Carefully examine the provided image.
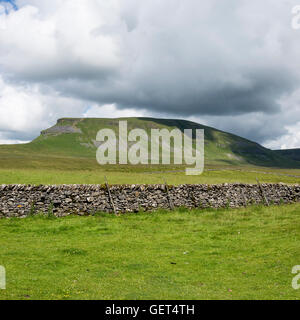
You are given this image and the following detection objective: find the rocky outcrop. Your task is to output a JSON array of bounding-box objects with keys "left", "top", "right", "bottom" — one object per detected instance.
[
  {"left": 0, "top": 183, "right": 299, "bottom": 218},
  {"left": 41, "top": 125, "right": 82, "bottom": 135}
]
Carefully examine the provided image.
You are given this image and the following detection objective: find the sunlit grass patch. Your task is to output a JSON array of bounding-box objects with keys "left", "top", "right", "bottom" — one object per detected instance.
[{"left": 0, "top": 203, "right": 300, "bottom": 300}]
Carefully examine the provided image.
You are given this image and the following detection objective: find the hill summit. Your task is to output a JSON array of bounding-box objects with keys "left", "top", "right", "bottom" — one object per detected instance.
[
  {"left": 0, "top": 117, "right": 298, "bottom": 169},
  {"left": 34, "top": 117, "right": 297, "bottom": 167}
]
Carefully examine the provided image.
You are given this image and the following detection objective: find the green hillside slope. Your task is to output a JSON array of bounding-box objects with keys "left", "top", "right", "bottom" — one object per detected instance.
[
  {"left": 275, "top": 148, "right": 300, "bottom": 162},
  {"left": 0, "top": 117, "right": 299, "bottom": 170}
]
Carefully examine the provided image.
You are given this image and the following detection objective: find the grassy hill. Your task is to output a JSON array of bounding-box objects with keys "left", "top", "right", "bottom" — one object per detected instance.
[
  {"left": 275, "top": 148, "right": 300, "bottom": 163},
  {"left": 0, "top": 117, "right": 299, "bottom": 171}
]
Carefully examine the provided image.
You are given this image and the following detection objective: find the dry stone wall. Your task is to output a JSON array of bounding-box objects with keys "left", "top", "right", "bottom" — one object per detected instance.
[{"left": 0, "top": 183, "right": 299, "bottom": 218}]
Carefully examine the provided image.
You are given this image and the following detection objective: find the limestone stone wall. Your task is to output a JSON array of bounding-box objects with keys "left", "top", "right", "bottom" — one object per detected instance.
[{"left": 0, "top": 183, "right": 299, "bottom": 218}]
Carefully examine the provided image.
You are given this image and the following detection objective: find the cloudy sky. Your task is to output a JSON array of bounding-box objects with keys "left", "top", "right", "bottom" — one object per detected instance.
[{"left": 0, "top": 0, "right": 300, "bottom": 149}]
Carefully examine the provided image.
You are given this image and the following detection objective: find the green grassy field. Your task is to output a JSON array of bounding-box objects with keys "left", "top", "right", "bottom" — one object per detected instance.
[
  {"left": 0, "top": 117, "right": 300, "bottom": 300},
  {"left": 1, "top": 204, "right": 300, "bottom": 300},
  {"left": 0, "top": 167, "right": 300, "bottom": 185}
]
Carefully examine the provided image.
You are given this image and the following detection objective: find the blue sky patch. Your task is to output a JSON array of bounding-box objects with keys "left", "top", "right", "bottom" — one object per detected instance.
[{"left": 0, "top": 0, "right": 18, "bottom": 13}]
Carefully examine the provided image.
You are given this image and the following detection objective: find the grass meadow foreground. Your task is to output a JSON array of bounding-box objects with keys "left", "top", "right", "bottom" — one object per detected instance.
[
  {"left": 1, "top": 203, "right": 300, "bottom": 300},
  {"left": 0, "top": 166, "right": 300, "bottom": 185}
]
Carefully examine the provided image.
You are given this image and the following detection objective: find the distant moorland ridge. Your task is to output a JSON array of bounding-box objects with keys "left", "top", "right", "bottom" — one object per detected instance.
[{"left": 0, "top": 117, "right": 299, "bottom": 169}]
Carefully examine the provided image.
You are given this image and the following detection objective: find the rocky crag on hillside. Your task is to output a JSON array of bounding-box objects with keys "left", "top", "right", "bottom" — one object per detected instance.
[{"left": 0, "top": 183, "right": 299, "bottom": 218}]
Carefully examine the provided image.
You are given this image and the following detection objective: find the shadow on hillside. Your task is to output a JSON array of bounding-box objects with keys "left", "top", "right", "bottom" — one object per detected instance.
[{"left": 137, "top": 117, "right": 217, "bottom": 142}]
